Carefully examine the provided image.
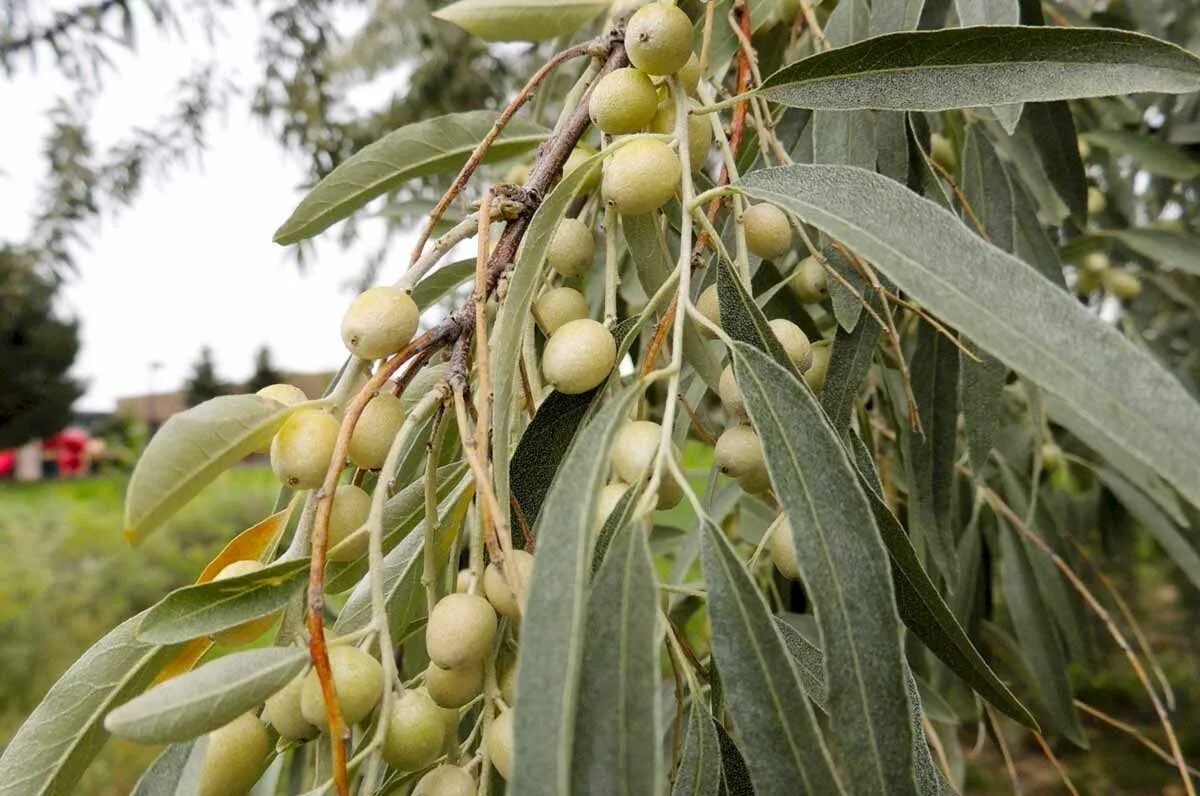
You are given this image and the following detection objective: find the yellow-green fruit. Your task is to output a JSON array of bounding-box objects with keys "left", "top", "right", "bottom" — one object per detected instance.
[
  {"left": 626, "top": 3, "right": 694, "bottom": 76},
  {"left": 602, "top": 138, "right": 681, "bottom": 215},
  {"left": 271, "top": 409, "right": 340, "bottom": 489},
  {"left": 1041, "top": 442, "right": 1064, "bottom": 473},
  {"left": 696, "top": 284, "right": 720, "bottom": 335},
  {"left": 487, "top": 709, "right": 516, "bottom": 781},
  {"left": 328, "top": 484, "right": 370, "bottom": 562},
  {"left": 533, "top": 286, "right": 588, "bottom": 337},
  {"left": 739, "top": 464, "right": 772, "bottom": 494},
  {"left": 714, "top": 425, "right": 766, "bottom": 481},
  {"left": 257, "top": 383, "right": 307, "bottom": 407},
  {"left": 768, "top": 519, "right": 800, "bottom": 580},
  {"left": 383, "top": 688, "right": 447, "bottom": 772},
  {"left": 211, "top": 561, "right": 276, "bottom": 646},
  {"left": 564, "top": 146, "right": 601, "bottom": 193},
  {"left": 542, "top": 318, "right": 616, "bottom": 395},
  {"left": 426, "top": 593, "right": 498, "bottom": 669},
  {"left": 198, "top": 713, "right": 270, "bottom": 796},
  {"left": 1077, "top": 137, "right": 1091, "bottom": 160},
  {"left": 589, "top": 67, "right": 659, "bottom": 134},
  {"left": 1087, "top": 186, "right": 1107, "bottom": 216},
  {"left": 804, "top": 343, "right": 830, "bottom": 393},
  {"left": 593, "top": 481, "right": 630, "bottom": 533},
  {"left": 497, "top": 649, "right": 518, "bottom": 705},
  {"left": 648, "top": 97, "right": 712, "bottom": 171},
  {"left": 611, "top": 420, "right": 681, "bottom": 509},
  {"left": 1082, "top": 251, "right": 1110, "bottom": 275},
  {"left": 789, "top": 257, "right": 828, "bottom": 303},
  {"left": 718, "top": 365, "right": 744, "bottom": 417},
  {"left": 547, "top": 218, "right": 595, "bottom": 277},
  {"left": 300, "top": 645, "right": 383, "bottom": 728},
  {"left": 425, "top": 660, "right": 484, "bottom": 709},
  {"left": 676, "top": 52, "right": 702, "bottom": 95},
  {"left": 483, "top": 549, "right": 536, "bottom": 620},
  {"left": 348, "top": 391, "right": 406, "bottom": 470},
  {"left": 769, "top": 318, "right": 812, "bottom": 372},
  {"left": 341, "top": 286, "right": 419, "bottom": 360},
  {"left": 413, "top": 765, "right": 478, "bottom": 796},
  {"left": 930, "top": 133, "right": 957, "bottom": 172},
  {"left": 1105, "top": 268, "right": 1142, "bottom": 301},
  {"left": 265, "top": 673, "right": 318, "bottom": 741},
  {"left": 743, "top": 203, "right": 793, "bottom": 260}
]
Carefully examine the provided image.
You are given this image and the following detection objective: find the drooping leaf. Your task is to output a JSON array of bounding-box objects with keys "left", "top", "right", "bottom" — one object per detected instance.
[
  {"left": 511, "top": 382, "right": 643, "bottom": 795},
  {"left": 130, "top": 742, "right": 202, "bottom": 796},
  {"left": 672, "top": 705, "right": 722, "bottom": 796},
  {"left": 0, "top": 612, "right": 176, "bottom": 796},
  {"left": 739, "top": 164, "right": 1200, "bottom": 511},
  {"left": 1095, "top": 467, "right": 1200, "bottom": 591},
  {"left": 571, "top": 522, "right": 662, "bottom": 793},
  {"left": 137, "top": 559, "right": 309, "bottom": 644},
  {"left": 821, "top": 294, "right": 880, "bottom": 431},
  {"left": 813, "top": 0, "right": 876, "bottom": 173},
  {"left": 1017, "top": 102, "right": 1086, "bottom": 222},
  {"left": 433, "top": 0, "right": 609, "bottom": 43},
  {"left": 714, "top": 721, "right": 756, "bottom": 796},
  {"left": 1090, "top": 228, "right": 1200, "bottom": 277},
  {"left": 1082, "top": 129, "right": 1200, "bottom": 180},
  {"left": 954, "top": 0, "right": 1022, "bottom": 131},
  {"left": 124, "top": 395, "right": 295, "bottom": 543},
  {"left": 715, "top": 259, "right": 800, "bottom": 379},
  {"left": 699, "top": 520, "right": 844, "bottom": 795},
  {"left": 511, "top": 388, "right": 600, "bottom": 532},
  {"left": 274, "top": 111, "right": 547, "bottom": 244},
  {"left": 759, "top": 26, "right": 1200, "bottom": 111},
  {"left": 773, "top": 617, "right": 829, "bottom": 710},
  {"left": 1010, "top": 164, "right": 1066, "bottom": 287},
  {"left": 105, "top": 647, "right": 308, "bottom": 744},
  {"left": 412, "top": 258, "right": 476, "bottom": 309}
]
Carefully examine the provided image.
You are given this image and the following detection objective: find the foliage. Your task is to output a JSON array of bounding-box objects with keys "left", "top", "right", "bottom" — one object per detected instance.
[
  {"left": 245, "top": 346, "right": 286, "bottom": 394},
  {"left": 182, "top": 346, "right": 229, "bottom": 408}
]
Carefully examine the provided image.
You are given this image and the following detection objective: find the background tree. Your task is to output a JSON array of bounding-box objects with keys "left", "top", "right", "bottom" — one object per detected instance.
[
  {"left": 244, "top": 345, "right": 285, "bottom": 394},
  {"left": 182, "top": 345, "right": 227, "bottom": 406}
]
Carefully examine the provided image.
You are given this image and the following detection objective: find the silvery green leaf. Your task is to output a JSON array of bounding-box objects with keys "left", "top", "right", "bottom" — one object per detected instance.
[
  {"left": 412, "top": 258, "right": 475, "bottom": 309},
  {"left": 715, "top": 259, "right": 801, "bottom": 379},
  {"left": 954, "top": 0, "right": 1022, "bottom": 132},
  {"left": 511, "top": 388, "right": 601, "bottom": 532},
  {"left": 821, "top": 293, "right": 881, "bottom": 431},
  {"left": 1096, "top": 468, "right": 1200, "bottom": 591},
  {"left": 433, "top": 0, "right": 609, "bottom": 43},
  {"left": 130, "top": 742, "right": 203, "bottom": 796},
  {"left": 1082, "top": 129, "right": 1200, "bottom": 180},
  {"left": 1017, "top": 102, "right": 1086, "bottom": 222},
  {"left": 773, "top": 617, "right": 829, "bottom": 710},
  {"left": 672, "top": 705, "right": 721, "bottom": 796},
  {"left": 1091, "top": 228, "right": 1200, "bottom": 276},
  {"left": 714, "top": 721, "right": 755, "bottom": 795},
  {"left": 869, "top": 0, "right": 925, "bottom": 36}
]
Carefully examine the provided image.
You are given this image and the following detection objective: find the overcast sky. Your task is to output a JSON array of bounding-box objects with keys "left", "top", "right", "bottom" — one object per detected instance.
[{"left": 1, "top": 4, "right": 411, "bottom": 411}]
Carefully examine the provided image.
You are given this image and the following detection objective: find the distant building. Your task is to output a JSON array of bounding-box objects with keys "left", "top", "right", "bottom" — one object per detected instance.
[{"left": 115, "top": 371, "right": 337, "bottom": 426}]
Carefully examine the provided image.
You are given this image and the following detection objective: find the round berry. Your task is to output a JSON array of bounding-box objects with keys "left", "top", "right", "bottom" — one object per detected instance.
[
  {"left": 426, "top": 593, "right": 498, "bottom": 669},
  {"left": 1105, "top": 268, "right": 1142, "bottom": 301},
  {"left": 547, "top": 218, "right": 595, "bottom": 277},
  {"left": 413, "top": 765, "right": 478, "bottom": 796},
  {"left": 211, "top": 561, "right": 277, "bottom": 646},
  {"left": 804, "top": 342, "right": 830, "bottom": 393},
  {"left": 718, "top": 365, "right": 744, "bottom": 418},
  {"left": 496, "top": 648, "right": 518, "bottom": 706},
  {"left": 602, "top": 138, "right": 681, "bottom": 215},
  {"left": 542, "top": 318, "right": 616, "bottom": 395},
  {"left": 768, "top": 519, "right": 800, "bottom": 580},
  {"left": 676, "top": 52, "right": 702, "bottom": 95},
  {"left": 483, "top": 549, "right": 535, "bottom": 620},
  {"left": 533, "top": 286, "right": 589, "bottom": 337},
  {"left": 930, "top": 133, "right": 957, "bottom": 172},
  {"left": 626, "top": 3, "right": 694, "bottom": 76},
  {"left": 611, "top": 420, "right": 681, "bottom": 509},
  {"left": 590, "top": 67, "right": 658, "bottom": 134},
  {"left": 328, "top": 483, "right": 370, "bottom": 562},
  {"left": 739, "top": 465, "right": 772, "bottom": 495},
  {"left": 382, "top": 688, "right": 447, "bottom": 771},
  {"left": 696, "top": 284, "right": 720, "bottom": 335},
  {"left": 789, "top": 257, "right": 828, "bottom": 303},
  {"left": 593, "top": 481, "right": 630, "bottom": 533},
  {"left": 271, "top": 409, "right": 340, "bottom": 490},
  {"left": 1087, "top": 185, "right": 1107, "bottom": 216},
  {"left": 769, "top": 318, "right": 812, "bottom": 372},
  {"left": 341, "top": 286, "right": 419, "bottom": 360},
  {"left": 349, "top": 391, "right": 406, "bottom": 470},
  {"left": 743, "top": 203, "right": 792, "bottom": 260},
  {"left": 257, "top": 383, "right": 307, "bottom": 407},
  {"left": 265, "top": 673, "right": 318, "bottom": 741},
  {"left": 564, "top": 146, "right": 601, "bottom": 193},
  {"left": 487, "top": 709, "right": 516, "bottom": 781},
  {"left": 714, "top": 425, "right": 766, "bottom": 481},
  {"left": 300, "top": 645, "right": 383, "bottom": 728},
  {"left": 198, "top": 712, "right": 270, "bottom": 796},
  {"left": 1041, "top": 442, "right": 1064, "bottom": 473},
  {"left": 425, "top": 660, "right": 484, "bottom": 709},
  {"left": 648, "top": 96, "right": 712, "bottom": 171}
]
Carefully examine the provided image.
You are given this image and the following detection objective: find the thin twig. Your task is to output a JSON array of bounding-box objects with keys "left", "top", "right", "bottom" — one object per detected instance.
[
  {"left": 1076, "top": 700, "right": 1200, "bottom": 777},
  {"left": 1032, "top": 732, "right": 1081, "bottom": 796}
]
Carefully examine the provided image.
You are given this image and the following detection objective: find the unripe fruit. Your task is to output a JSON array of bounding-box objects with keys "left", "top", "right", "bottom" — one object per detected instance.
[
  {"left": 1105, "top": 268, "right": 1142, "bottom": 301},
  {"left": 714, "top": 425, "right": 766, "bottom": 481},
  {"left": 648, "top": 96, "right": 712, "bottom": 171},
  {"left": 743, "top": 203, "right": 793, "bottom": 261},
  {"left": 930, "top": 133, "right": 957, "bottom": 172},
  {"left": 565, "top": 146, "right": 601, "bottom": 193},
  {"left": 257, "top": 383, "right": 307, "bottom": 406},
  {"left": 1041, "top": 442, "right": 1064, "bottom": 473},
  {"left": 611, "top": 420, "right": 682, "bottom": 509},
  {"left": 348, "top": 390, "right": 406, "bottom": 470},
  {"left": 542, "top": 318, "right": 616, "bottom": 394},
  {"left": 676, "top": 52, "right": 702, "bottom": 95},
  {"left": 739, "top": 465, "right": 772, "bottom": 494},
  {"left": 718, "top": 365, "right": 744, "bottom": 417},
  {"left": 1082, "top": 251, "right": 1110, "bottom": 275},
  {"left": 341, "top": 286, "right": 419, "bottom": 360},
  {"left": 483, "top": 549, "right": 535, "bottom": 620},
  {"left": 1077, "top": 137, "right": 1091, "bottom": 160},
  {"left": 789, "top": 256, "right": 828, "bottom": 303},
  {"left": 426, "top": 593, "right": 498, "bottom": 669},
  {"left": 589, "top": 67, "right": 659, "bottom": 134},
  {"left": 425, "top": 660, "right": 484, "bottom": 709},
  {"left": 804, "top": 343, "right": 830, "bottom": 393},
  {"left": 768, "top": 519, "right": 800, "bottom": 580},
  {"left": 198, "top": 713, "right": 270, "bottom": 796},
  {"left": 265, "top": 673, "right": 318, "bottom": 741},
  {"left": 413, "top": 765, "right": 478, "bottom": 796},
  {"left": 487, "top": 709, "right": 516, "bottom": 781},
  {"left": 626, "top": 3, "right": 694, "bottom": 76},
  {"left": 593, "top": 481, "right": 630, "bottom": 533},
  {"left": 496, "top": 648, "right": 518, "bottom": 705},
  {"left": 383, "top": 688, "right": 447, "bottom": 771},
  {"left": 1087, "top": 185, "right": 1107, "bottom": 216},
  {"left": 328, "top": 484, "right": 370, "bottom": 562},
  {"left": 533, "top": 286, "right": 588, "bottom": 336},
  {"left": 696, "top": 284, "right": 720, "bottom": 334},
  {"left": 602, "top": 138, "right": 681, "bottom": 215},
  {"left": 547, "top": 218, "right": 595, "bottom": 277},
  {"left": 769, "top": 318, "right": 813, "bottom": 372},
  {"left": 271, "top": 409, "right": 340, "bottom": 489},
  {"left": 300, "top": 645, "right": 383, "bottom": 728},
  {"left": 211, "top": 561, "right": 276, "bottom": 646}
]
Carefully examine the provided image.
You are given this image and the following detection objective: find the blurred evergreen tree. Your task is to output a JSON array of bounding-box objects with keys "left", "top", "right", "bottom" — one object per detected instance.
[
  {"left": 244, "top": 345, "right": 284, "bottom": 393},
  {"left": 182, "top": 345, "right": 227, "bottom": 406}
]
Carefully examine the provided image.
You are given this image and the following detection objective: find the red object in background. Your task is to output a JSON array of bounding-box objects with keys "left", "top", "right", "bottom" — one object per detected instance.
[
  {"left": 0, "top": 450, "right": 13, "bottom": 478},
  {"left": 44, "top": 427, "right": 89, "bottom": 477}
]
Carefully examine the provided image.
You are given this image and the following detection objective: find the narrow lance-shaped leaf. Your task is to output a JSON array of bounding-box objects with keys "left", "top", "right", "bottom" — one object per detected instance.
[
  {"left": 1091, "top": 228, "right": 1200, "bottom": 277},
  {"left": 821, "top": 290, "right": 881, "bottom": 431},
  {"left": 510, "top": 388, "right": 600, "bottom": 533},
  {"left": 672, "top": 705, "right": 722, "bottom": 796},
  {"left": 739, "top": 164, "right": 1200, "bottom": 511},
  {"left": 1081, "top": 129, "right": 1200, "bottom": 180},
  {"left": 731, "top": 342, "right": 918, "bottom": 796},
  {"left": 759, "top": 26, "right": 1200, "bottom": 111},
  {"left": 715, "top": 258, "right": 799, "bottom": 379},
  {"left": 1017, "top": 102, "right": 1087, "bottom": 222},
  {"left": 130, "top": 742, "right": 203, "bottom": 796},
  {"left": 955, "top": 0, "right": 1022, "bottom": 132},
  {"left": 433, "top": 0, "right": 609, "bottom": 43}
]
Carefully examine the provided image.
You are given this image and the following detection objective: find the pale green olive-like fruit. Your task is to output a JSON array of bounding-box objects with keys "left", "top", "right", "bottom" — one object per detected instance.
[
  {"left": 328, "top": 484, "right": 370, "bottom": 562},
  {"left": 348, "top": 391, "right": 406, "bottom": 470},
  {"left": 198, "top": 712, "right": 271, "bottom": 796},
  {"left": 257, "top": 383, "right": 307, "bottom": 406},
  {"left": 743, "top": 203, "right": 792, "bottom": 261},
  {"left": 425, "top": 660, "right": 484, "bottom": 709},
  {"left": 487, "top": 709, "right": 516, "bottom": 781},
  {"left": 602, "top": 138, "right": 681, "bottom": 215},
  {"left": 1087, "top": 185, "right": 1107, "bottom": 216},
  {"left": 341, "top": 286, "right": 419, "bottom": 360},
  {"left": 714, "top": 425, "right": 766, "bottom": 481},
  {"left": 542, "top": 318, "right": 616, "bottom": 395},
  {"left": 589, "top": 67, "right": 659, "bottom": 134},
  {"left": 547, "top": 217, "right": 595, "bottom": 277},
  {"left": 718, "top": 365, "right": 744, "bottom": 418},
  {"left": 593, "top": 481, "right": 630, "bottom": 533},
  {"left": 930, "top": 133, "right": 957, "bottom": 172},
  {"left": 768, "top": 519, "right": 800, "bottom": 580},
  {"left": 769, "top": 318, "right": 812, "bottom": 372},
  {"left": 300, "top": 645, "right": 383, "bottom": 729},
  {"left": 265, "top": 673, "right": 318, "bottom": 741},
  {"left": 1041, "top": 442, "right": 1064, "bottom": 473},
  {"left": 676, "top": 52, "right": 702, "bottom": 95},
  {"left": 1082, "top": 251, "right": 1110, "bottom": 274},
  {"left": 611, "top": 420, "right": 682, "bottom": 509},
  {"left": 804, "top": 343, "right": 830, "bottom": 393},
  {"left": 739, "top": 464, "right": 772, "bottom": 494},
  {"left": 789, "top": 257, "right": 828, "bottom": 303},
  {"left": 455, "top": 568, "right": 472, "bottom": 593},
  {"left": 497, "top": 648, "right": 518, "bottom": 705},
  {"left": 564, "top": 146, "right": 601, "bottom": 193},
  {"left": 696, "top": 284, "right": 720, "bottom": 335},
  {"left": 533, "top": 286, "right": 588, "bottom": 337},
  {"left": 648, "top": 96, "right": 712, "bottom": 171},
  {"left": 271, "top": 409, "right": 340, "bottom": 489},
  {"left": 1105, "top": 268, "right": 1142, "bottom": 301},
  {"left": 426, "top": 593, "right": 498, "bottom": 669},
  {"left": 626, "top": 3, "right": 694, "bottom": 76},
  {"left": 483, "top": 549, "right": 535, "bottom": 620},
  {"left": 413, "top": 765, "right": 478, "bottom": 796},
  {"left": 211, "top": 561, "right": 276, "bottom": 646},
  {"left": 383, "top": 688, "right": 447, "bottom": 771}
]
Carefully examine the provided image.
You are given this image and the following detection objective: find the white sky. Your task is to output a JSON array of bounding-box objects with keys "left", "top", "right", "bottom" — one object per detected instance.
[{"left": 1, "top": 4, "right": 411, "bottom": 411}]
